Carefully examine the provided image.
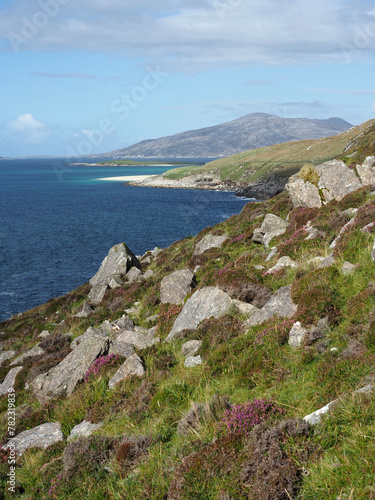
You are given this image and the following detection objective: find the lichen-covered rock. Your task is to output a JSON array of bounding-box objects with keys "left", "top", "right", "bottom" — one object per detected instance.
[
  {"left": 252, "top": 214, "right": 289, "bottom": 247},
  {"left": 316, "top": 160, "right": 362, "bottom": 203},
  {"left": 74, "top": 303, "right": 94, "bottom": 318},
  {"left": 108, "top": 354, "right": 145, "bottom": 389},
  {"left": 0, "top": 350, "right": 16, "bottom": 367},
  {"left": 4, "top": 423, "right": 63, "bottom": 456},
  {"left": 181, "top": 340, "right": 203, "bottom": 357},
  {"left": 244, "top": 285, "right": 297, "bottom": 328},
  {"left": 184, "top": 355, "right": 202, "bottom": 368},
  {"left": 266, "top": 256, "right": 298, "bottom": 274},
  {"left": 286, "top": 177, "right": 322, "bottom": 208},
  {"left": 288, "top": 321, "right": 307, "bottom": 349},
  {"left": 31, "top": 335, "right": 109, "bottom": 402},
  {"left": 160, "top": 269, "right": 196, "bottom": 305},
  {"left": 303, "top": 400, "right": 337, "bottom": 425},
  {"left": 166, "top": 287, "right": 234, "bottom": 341},
  {"left": 0, "top": 367, "right": 23, "bottom": 396},
  {"left": 89, "top": 243, "right": 141, "bottom": 287},
  {"left": 115, "top": 330, "right": 158, "bottom": 350},
  {"left": 342, "top": 261, "right": 356, "bottom": 275},
  {"left": 88, "top": 283, "right": 108, "bottom": 305},
  {"left": 68, "top": 420, "right": 103, "bottom": 441},
  {"left": 125, "top": 267, "right": 143, "bottom": 283},
  {"left": 356, "top": 156, "right": 375, "bottom": 186},
  {"left": 193, "top": 234, "right": 229, "bottom": 256}
]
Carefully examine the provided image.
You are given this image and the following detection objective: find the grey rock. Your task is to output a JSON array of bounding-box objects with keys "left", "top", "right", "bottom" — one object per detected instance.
[
  {"left": 68, "top": 420, "right": 103, "bottom": 441},
  {"left": 342, "top": 261, "right": 357, "bottom": 275},
  {"left": 307, "top": 256, "right": 326, "bottom": 266},
  {"left": 143, "top": 270, "right": 154, "bottom": 279},
  {"left": 74, "top": 303, "right": 94, "bottom": 318},
  {"left": 318, "top": 254, "right": 335, "bottom": 269},
  {"left": 10, "top": 344, "right": 44, "bottom": 366},
  {"left": 116, "top": 330, "right": 156, "bottom": 350},
  {"left": 108, "top": 340, "right": 135, "bottom": 358},
  {"left": 151, "top": 246, "right": 162, "bottom": 257},
  {"left": 266, "top": 256, "right": 298, "bottom": 274},
  {"left": 316, "top": 160, "right": 362, "bottom": 203},
  {"left": 342, "top": 207, "right": 358, "bottom": 217},
  {"left": 356, "top": 156, "right": 375, "bottom": 186},
  {"left": 4, "top": 423, "right": 63, "bottom": 456},
  {"left": 31, "top": 335, "right": 109, "bottom": 402},
  {"left": 288, "top": 321, "right": 307, "bottom": 349},
  {"left": 38, "top": 330, "right": 51, "bottom": 338},
  {"left": 125, "top": 267, "right": 143, "bottom": 283},
  {"left": 252, "top": 228, "right": 265, "bottom": 244},
  {"left": 254, "top": 265, "right": 265, "bottom": 270},
  {"left": 166, "top": 287, "right": 234, "bottom": 341},
  {"left": 160, "top": 269, "right": 196, "bottom": 305},
  {"left": 265, "top": 247, "right": 277, "bottom": 261},
  {"left": 112, "top": 314, "right": 135, "bottom": 334},
  {"left": 232, "top": 299, "right": 258, "bottom": 317},
  {"left": 286, "top": 177, "right": 322, "bottom": 208},
  {"left": 70, "top": 327, "right": 108, "bottom": 349},
  {"left": 181, "top": 340, "right": 203, "bottom": 357},
  {"left": 108, "top": 276, "right": 124, "bottom": 289},
  {"left": 0, "top": 350, "right": 16, "bottom": 367},
  {"left": 108, "top": 354, "right": 145, "bottom": 390},
  {"left": 244, "top": 285, "right": 297, "bottom": 328},
  {"left": 193, "top": 234, "right": 229, "bottom": 256},
  {"left": 89, "top": 243, "right": 141, "bottom": 287},
  {"left": 184, "top": 355, "right": 202, "bottom": 368},
  {"left": 146, "top": 314, "right": 159, "bottom": 323},
  {"left": 303, "top": 400, "right": 337, "bottom": 425},
  {"left": 361, "top": 222, "right": 375, "bottom": 233},
  {"left": 356, "top": 384, "right": 373, "bottom": 395},
  {"left": 0, "top": 367, "right": 23, "bottom": 396},
  {"left": 88, "top": 283, "right": 108, "bottom": 305},
  {"left": 253, "top": 214, "right": 289, "bottom": 248}
]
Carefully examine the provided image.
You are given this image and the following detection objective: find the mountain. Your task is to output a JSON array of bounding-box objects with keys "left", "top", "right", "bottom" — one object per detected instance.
[{"left": 99, "top": 113, "right": 352, "bottom": 158}]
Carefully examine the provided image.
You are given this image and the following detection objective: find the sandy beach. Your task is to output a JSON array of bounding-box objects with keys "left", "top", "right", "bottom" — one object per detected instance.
[{"left": 97, "top": 175, "right": 157, "bottom": 182}]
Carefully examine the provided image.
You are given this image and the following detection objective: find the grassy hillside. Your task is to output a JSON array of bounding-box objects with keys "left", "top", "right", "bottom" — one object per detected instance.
[
  {"left": 1, "top": 174, "right": 375, "bottom": 497},
  {"left": 163, "top": 119, "right": 375, "bottom": 184}
]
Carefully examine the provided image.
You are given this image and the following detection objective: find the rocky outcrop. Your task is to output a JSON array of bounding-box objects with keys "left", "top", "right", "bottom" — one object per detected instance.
[
  {"left": 31, "top": 334, "right": 109, "bottom": 402},
  {"left": 166, "top": 287, "right": 234, "bottom": 341},
  {"left": 88, "top": 284, "right": 108, "bottom": 305},
  {"left": 252, "top": 214, "right": 289, "bottom": 248},
  {"left": 160, "top": 269, "right": 196, "bottom": 305},
  {"left": 243, "top": 285, "right": 297, "bottom": 328},
  {"left": 235, "top": 175, "right": 288, "bottom": 201},
  {"left": 74, "top": 303, "right": 94, "bottom": 318},
  {"left": 10, "top": 344, "right": 44, "bottom": 366},
  {"left": 89, "top": 243, "right": 141, "bottom": 288},
  {"left": 0, "top": 350, "right": 16, "bottom": 367},
  {"left": 68, "top": 420, "right": 103, "bottom": 441},
  {"left": 287, "top": 157, "right": 375, "bottom": 208},
  {"left": 288, "top": 322, "right": 307, "bottom": 349},
  {"left": 181, "top": 340, "right": 203, "bottom": 357},
  {"left": 193, "top": 234, "right": 229, "bottom": 256},
  {"left": 4, "top": 423, "right": 63, "bottom": 456},
  {"left": 0, "top": 367, "right": 23, "bottom": 396},
  {"left": 115, "top": 328, "right": 159, "bottom": 350},
  {"left": 108, "top": 354, "right": 145, "bottom": 390},
  {"left": 266, "top": 256, "right": 298, "bottom": 274}
]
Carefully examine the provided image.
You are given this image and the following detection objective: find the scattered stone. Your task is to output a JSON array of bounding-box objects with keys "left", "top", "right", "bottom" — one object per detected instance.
[
  {"left": 0, "top": 350, "right": 16, "bottom": 367},
  {"left": 10, "top": 344, "right": 44, "bottom": 366},
  {"left": 288, "top": 322, "right": 307, "bottom": 349},
  {"left": 143, "top": 270, "right": 154, "bottom": 279},
  {"left": 265, "top": 247, "right": 277, "bottom": 261},
  {"left": 356, "top": 156, "right": 375, "bottom": 186},
  {"left": 318, "top": 254, "right": 335, "bottom": 269},
  {"left": 108, "top": 340, "right": 135, "bottom": 359},
  {"left": 89, "top": 243, "right": 141, "bottom": 288},
  {"left": 112, "top": 314, "right": 135, "bottom": 334},
  {"left": 74, "top": 302, "right": 94, "bottom": 318},
  {"left": 151, "top": 247, "right": 162, "bottom": 257},
  {"left": 232, "top": 300, "right": 258, "bottom": 317},
  {"left": 304, "top": 221, "right": 325, "bottom": 241},
  {"left": 303, "top": 400, "right": 337, "bottom": 425},
  {"left": 184, "top": 355, "right": 202, "bottom": 368},
  {"left": 166, "top": 287, "right": 234, "bottom": 341},
  {"left": 31, "top": 334, "right": 109, "bottom": 402},
  {"left": 70, "top": 327, "right": 108, "bottom": 349},
  {"left": 125, "top": 267, "right": 143, "bottom": 283},
  {"left": 254, "top": 265, "right": 265, "bottom": 270},
  {"left": 68, "top": 420, "right": 103, "bottom": 441},
  {"left": 356, "top": 384, "right": 373, "bottom": 395},
  {"left": 146, "top": 314, "right": 159, "bottom": 323},
  {"left": 286, "top": 177, "right": 322, "bottom": 208},
  {"left": 252, "top": 214, "right": 289, "bottom": 248},
  {"left": 244, "top": 285, "right": 297, "bottom": 328},
  {"left": 38, "top": 330, "right": 51, "bottom": 338},
  {"left": 307, "top": 256, "right": 326, "bottom": 266},
  {"left": 4, "top": 423, "right": 63, "bottom": 456},
  {"left": 342, "top": 261, "right": 357, "bottom": 275},
  {"left": 361, "top": 222, "right": 375, "bottom": 233},
  {"left": 193, "top": 234, "right": 229, "bottom": 256},
  {"left": 108, "top": 276, "right": 124, "bottom": 289},
  {"left": 88, "top": 283, "right": 108, "bottom": 305},
  {"left": 0, "top": 367, "right": 23, "bottom": 396},
  {"left": 160, "top": 269, "right": 196, "bottom": 305},
  {"left": 342, "top": 207, "right": 358, "bottom": 217},
  {"left": 116, "top": 330, "right": 157, "bottom": 350},
  {"left": 108, "top": 354, "right": 145, "bottom": 390},
  {"left": 266, "top": 256, "right": 298, "bottom": 274},
  {"left": 181, "top": 340, "right": 203, "bottom": 357}
]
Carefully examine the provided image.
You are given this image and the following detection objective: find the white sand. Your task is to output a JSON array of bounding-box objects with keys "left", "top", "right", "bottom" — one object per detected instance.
[{"left": 96, "top": 175, "right": 157, "bottom": 182}]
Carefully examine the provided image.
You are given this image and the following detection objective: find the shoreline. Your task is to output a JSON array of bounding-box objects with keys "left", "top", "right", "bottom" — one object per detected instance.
[{"left": 96, "top": 175, "right": 157, "bottom": 182}]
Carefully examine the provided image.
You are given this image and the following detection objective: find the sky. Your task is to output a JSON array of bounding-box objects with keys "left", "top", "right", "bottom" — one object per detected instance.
[{"left": 1, "top": 0, "right": 375, "bottom": 157}]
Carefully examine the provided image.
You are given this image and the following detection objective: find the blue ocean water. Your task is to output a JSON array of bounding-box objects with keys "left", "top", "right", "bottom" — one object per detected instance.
[{"left": 0, "top": 158, "right": 249, "bottom": 321}]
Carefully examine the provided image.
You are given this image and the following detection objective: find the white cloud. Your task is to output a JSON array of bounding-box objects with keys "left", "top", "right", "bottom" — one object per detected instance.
[
  {"left": 7, "top": 114, "right": 49, "bottom": 143},
  {"left": 1, "top": 0, "right": 375, "bottom": 69}
]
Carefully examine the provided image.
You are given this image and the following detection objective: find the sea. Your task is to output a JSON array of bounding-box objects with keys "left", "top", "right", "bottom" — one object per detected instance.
[{"left": 0, "top": 157, "right": 250, "bottom": 322}]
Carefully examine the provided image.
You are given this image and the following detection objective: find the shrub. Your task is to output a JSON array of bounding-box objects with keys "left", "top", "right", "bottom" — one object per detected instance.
[
  {"left": 84, "top": 354, "right": 121, "bottom": 383},
  {"left": 219, "top": 399, "right": 285, "bottom": 436}
]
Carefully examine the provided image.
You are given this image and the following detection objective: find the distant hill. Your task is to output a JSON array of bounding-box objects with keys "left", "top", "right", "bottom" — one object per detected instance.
[{"left": 98, "top": 113, "right": 352, "bottom": 159}]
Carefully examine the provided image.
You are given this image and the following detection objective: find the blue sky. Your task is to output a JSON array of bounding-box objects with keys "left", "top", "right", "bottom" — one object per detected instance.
[{"left": 1, "top": 0, "right": 375, "bottom": 157}]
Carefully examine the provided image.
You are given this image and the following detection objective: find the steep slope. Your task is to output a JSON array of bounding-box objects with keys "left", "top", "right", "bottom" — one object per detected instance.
[{"left": 98, "top": 113, "right": 352, "bottom": 159}]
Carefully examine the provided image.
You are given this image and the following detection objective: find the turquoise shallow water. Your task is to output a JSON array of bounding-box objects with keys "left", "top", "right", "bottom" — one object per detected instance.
[{"left": 0, "top": 157, "right": 249, "bottom": 321}]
